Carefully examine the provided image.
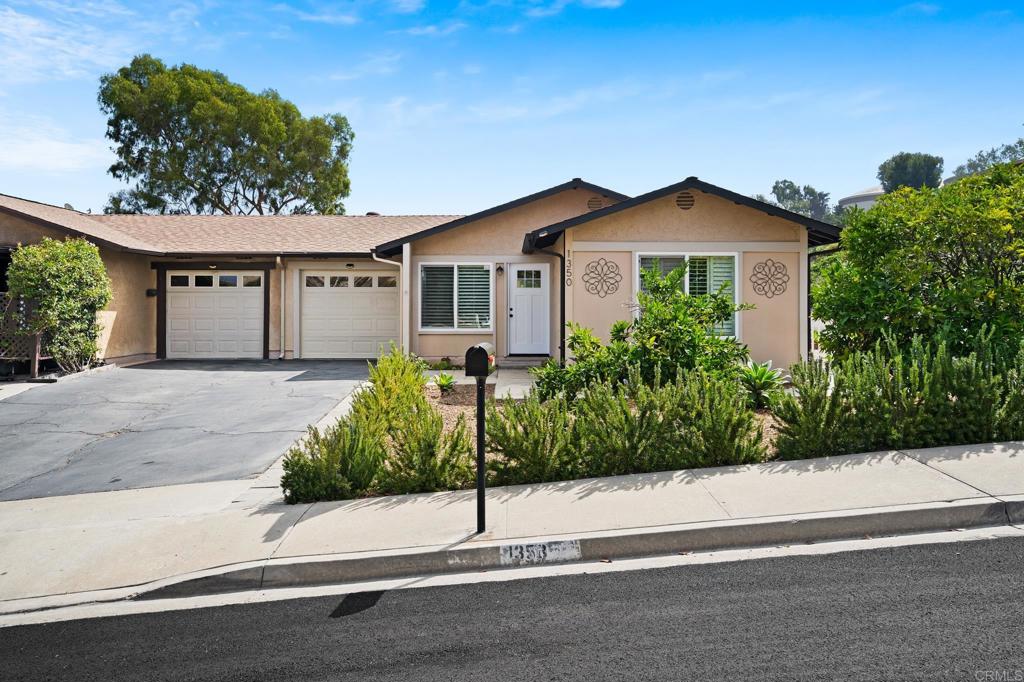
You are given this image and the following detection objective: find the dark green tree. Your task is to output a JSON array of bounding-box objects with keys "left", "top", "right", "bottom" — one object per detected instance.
[
  {"left": 754, "top": 179, "right": 844, "bottom": 223},
  {"left": 877, "top": 152, "right": 944, "bottom": 192},
  {"left": 813, "top": 163, "right": 1024, "bottom": 356},
  {"left": 98, "top": 54, "right": 354, "bottom": 215}
]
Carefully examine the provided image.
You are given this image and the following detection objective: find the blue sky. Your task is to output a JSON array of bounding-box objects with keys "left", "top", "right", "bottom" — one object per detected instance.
[{"left": 0, "top": 0, "right": 1022, "bottom": 215}]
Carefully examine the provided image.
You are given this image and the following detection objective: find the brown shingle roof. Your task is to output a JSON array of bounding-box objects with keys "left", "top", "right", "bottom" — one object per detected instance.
[
  {"left": 0, "top": 194, "right": 163, "bottom": 253},
  {"left": 0, "top": 192, "right": 461, "bottom": 255},
  {"left": 93, "top": 213, "right": 462, "bottom": 255}
]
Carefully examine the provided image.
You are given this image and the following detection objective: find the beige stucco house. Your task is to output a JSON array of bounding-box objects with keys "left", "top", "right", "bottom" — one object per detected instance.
[{"left": 0, "top": 177, "right": 840, "bottom": 370}]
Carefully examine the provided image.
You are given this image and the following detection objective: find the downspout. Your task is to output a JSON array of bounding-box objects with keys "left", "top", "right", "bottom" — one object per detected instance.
[
  {"left": 525, "top": 233, "right": 566, "bottom": 366},
  {"left": 372, "top": 248, "right": 405, "bottom": 352},
  {"left": 277, "top": 256, "right": 286, "bottom": 359}
]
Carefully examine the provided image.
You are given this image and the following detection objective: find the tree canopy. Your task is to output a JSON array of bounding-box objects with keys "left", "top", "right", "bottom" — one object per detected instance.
[
  {"left": 812, "top": 163, "right": 1024, "bottom": 356},
  {"left": 754, "top": 179, "right": 846, "bottom": 224},
  {"left": 876, "top": 152, "right": 944, "bottom": 192},
  {"left": 98, "top": 54, "right": 354, "bottom": 215},
  {"left": 953, "top": 129, "right": 1024, "bottom": 179}
]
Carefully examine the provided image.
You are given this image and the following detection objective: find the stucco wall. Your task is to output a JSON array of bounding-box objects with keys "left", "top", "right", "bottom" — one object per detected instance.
[
  {"left": 563, "top": 191, "right": 808, "bottom": 368},
  {"left": 741, "top": 251, "right": 801, "bottom": 368},
  {"left": 97, "top": 248, "right": 155, "bottom": 361},
  {"left": 570, "top": 191, "right": 801, "bottom": 243},
  {"left": 414, "top": 188, "right": 606, "bottom": 255},
  {"left": 407, "top": 190, "right": 594, "bottom": 361},
  {"left": 568, "top": 251, "right": 634, "bottom": 344},
  {"left": 1, "top": 213, "right": 155, "bottom": 363}
]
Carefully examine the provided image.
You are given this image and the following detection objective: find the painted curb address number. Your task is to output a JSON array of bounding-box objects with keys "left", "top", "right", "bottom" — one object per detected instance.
[{"left": 500, "top": 540, "right": 582, "bottom": 566}]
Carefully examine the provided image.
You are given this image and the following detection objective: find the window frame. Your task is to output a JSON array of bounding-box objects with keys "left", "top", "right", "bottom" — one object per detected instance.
[
  {"left": 417, "top": 262, "right": 495, "bottom": 334},
  {"left": 635, "top": 251, "right": 741, "bottom": 339}
]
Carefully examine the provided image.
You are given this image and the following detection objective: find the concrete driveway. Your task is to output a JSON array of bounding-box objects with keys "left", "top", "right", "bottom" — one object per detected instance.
[{"left": 0, "top": 360, "right": 368, "bottom": 501}]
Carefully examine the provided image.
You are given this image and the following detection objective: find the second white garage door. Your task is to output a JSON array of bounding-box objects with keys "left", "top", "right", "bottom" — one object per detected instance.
[{"left": 300, "top": 271, "right": 400, "bottom": 358}]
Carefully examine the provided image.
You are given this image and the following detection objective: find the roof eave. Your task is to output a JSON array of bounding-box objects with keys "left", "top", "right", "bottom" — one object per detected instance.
[
  {"left": 0, "top": 205, "right": 165, "bottom": 255},
  {"left": 526, "top": 176, "right": 843, "bottom": 249}
]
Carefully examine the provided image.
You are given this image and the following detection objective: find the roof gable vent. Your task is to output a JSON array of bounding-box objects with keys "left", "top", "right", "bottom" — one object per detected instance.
[
  {"left": 586, "top": 196, "right": 605, "bottom": 211},
  {"left": 675, "top": 191, "right": 695, "bottom": 210}
]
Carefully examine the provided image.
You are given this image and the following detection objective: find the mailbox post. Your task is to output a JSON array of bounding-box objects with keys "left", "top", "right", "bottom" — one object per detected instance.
[{"left": 464, "top": 342, "right": 494, "bottom": 534}]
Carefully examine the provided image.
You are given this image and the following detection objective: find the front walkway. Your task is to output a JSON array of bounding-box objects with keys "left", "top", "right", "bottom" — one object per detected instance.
[{"left": 1, "top": 441, "right": 1020, "bottom": 606}]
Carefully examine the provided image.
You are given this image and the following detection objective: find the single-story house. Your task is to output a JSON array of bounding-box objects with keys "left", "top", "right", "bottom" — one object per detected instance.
[{"left": 0, "top": 177, "right": 840, "bottom": 369}]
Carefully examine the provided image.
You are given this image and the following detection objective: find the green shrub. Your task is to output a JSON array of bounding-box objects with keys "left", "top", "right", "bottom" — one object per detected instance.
[
  {"left": 573, "top": 372, "right": 678, "bottom": 476},
  {"left": 486, "top": 392, "right": 580, "bottom": 485},
  {"left": 533, "top": 262, "right": 749, "bottom": 400},
  {"left": 775, "top": 332, "right": 1024, "bottom": 460},
  {"left": 739, "top": 361, "right": 785, "bottom": 410},
  {"left": 280, "top": 416, "right": 387, "bottom": 504},
  {"left": 377, "top": 404, "right": 474, "bottom": 495},
  {"left": 772, "top": 359, "right": 849, "bottom": 460},
  {"left": 6, "top": 237, "right": 112, "bottom": 373},
  {"left": 351, "top": 345, "right": 427, "bottom": 434},
  {"left": 671, "top": 370, "right": 766, "bottom": 468}
]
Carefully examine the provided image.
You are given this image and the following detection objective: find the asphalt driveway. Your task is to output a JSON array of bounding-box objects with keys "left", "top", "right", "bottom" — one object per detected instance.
[{"left": 0, "top": 360, "right": 368, "bottom": 501}]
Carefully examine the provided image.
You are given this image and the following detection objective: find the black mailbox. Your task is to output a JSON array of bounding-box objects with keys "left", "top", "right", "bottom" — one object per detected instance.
[{"left": 464, "top": 342, "right": 495, "bottom": 378}]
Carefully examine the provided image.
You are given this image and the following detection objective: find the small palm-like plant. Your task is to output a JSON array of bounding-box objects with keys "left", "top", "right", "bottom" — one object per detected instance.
[
  {"left": 739, "top": 360, "right": 785, "bottom": 410},
  {"left": 435, "top": 371, "right": 456, "bottom": 394}
]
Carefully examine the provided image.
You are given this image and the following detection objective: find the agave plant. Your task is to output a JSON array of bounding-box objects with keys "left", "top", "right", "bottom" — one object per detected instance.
[
  {"left": 739, "top": 360, "right": 785, "bottom": 410},
  {"left": 434, "top": 371, "right": 456, "bottom": 394}
]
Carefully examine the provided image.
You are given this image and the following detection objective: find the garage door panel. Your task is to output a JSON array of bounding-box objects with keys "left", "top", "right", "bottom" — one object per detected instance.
[
  {"left": 300, "top": 270, "right": 400, "bottom": 359},
  {"left": 166, "top": 271, "right": 263, "bottom": 359}
]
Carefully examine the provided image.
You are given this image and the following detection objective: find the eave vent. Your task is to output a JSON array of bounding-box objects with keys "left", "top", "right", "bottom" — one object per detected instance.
[
  {"left": 675, "top": 191, "right": 695, "bottom": 210},
  {"left": 586, "top": 196, "right": 605, "bottom": 211}
]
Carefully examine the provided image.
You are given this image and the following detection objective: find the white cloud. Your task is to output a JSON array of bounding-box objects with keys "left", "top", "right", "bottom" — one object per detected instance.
[
  {"left": 897, "top": 2, "right": 941, "bottom": 16},
  {"left": 524, "top": 0, "right": 623, "bottom": 18},
  {"left": 403, "top": 20, "right": 467, "bottom": 35},
  {"left": 0, "top": 113, "right": 110, "bottom": 172},
  {"left": 468, "top": 81, "right": 641, "bottom": 122},
  {"left": 271, "top": 3, "right": 360, "bottom": 24},
  {"left": 328, "top": 52, "right": 403, "bottom": 80},
  {"left": 388, "top": 0, "right": 425, "bottom": 12},
  {"left": 383, "top": 96, "right": 448, "bottom": 127},
  {"left": 0, "top": 5, "right": 136, "bottom": 84}
]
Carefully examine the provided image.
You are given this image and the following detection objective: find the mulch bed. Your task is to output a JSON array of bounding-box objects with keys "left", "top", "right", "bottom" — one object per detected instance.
[{"left": 424, "top": 383, "right": 495, "bottom": 442}]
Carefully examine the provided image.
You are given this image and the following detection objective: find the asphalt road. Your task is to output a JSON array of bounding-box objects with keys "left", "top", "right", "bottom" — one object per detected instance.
[
  {"left": 5, "top": 537, "right": 1023, "bottom": 681},
  {"left": 0, "top": 360, "right": 366, "bottom": 500}
]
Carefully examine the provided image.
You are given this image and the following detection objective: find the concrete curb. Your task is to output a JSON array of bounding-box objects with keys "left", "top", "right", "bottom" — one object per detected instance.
[{"left": 134, "top": 495, "right": 1016, "bottom": 601}]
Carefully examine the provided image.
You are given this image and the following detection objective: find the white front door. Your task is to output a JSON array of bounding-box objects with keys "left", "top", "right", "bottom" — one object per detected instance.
[{"left": 507, "top": 263, "right": 550, "bottom": 355}]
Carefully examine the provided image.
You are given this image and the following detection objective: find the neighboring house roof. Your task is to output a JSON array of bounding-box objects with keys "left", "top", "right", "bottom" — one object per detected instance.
[
  {"left": 0, "top": 193, "right": 163, "bottom": 254},
  {"left": 523, "top": 177, "right": 843, "bottom": 251},
  {"left": 374, "top": 178, "right": 628, "bottom": 256},
  {"left": 93, "top": 213, "right": 462, "bottom": 256}
]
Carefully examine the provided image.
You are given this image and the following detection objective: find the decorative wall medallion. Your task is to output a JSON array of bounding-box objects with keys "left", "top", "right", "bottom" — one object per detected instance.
[
  {"left": 581, "top": 258, "right": 622, "bottom": 298},
  {"left": 749, "top": 259, "right": 790, "bottom": 298}
]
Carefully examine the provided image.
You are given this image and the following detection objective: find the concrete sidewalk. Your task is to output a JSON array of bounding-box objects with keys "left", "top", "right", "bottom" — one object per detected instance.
[{"left": 1, "top": 441, "right": 1021, "bottom": 611}]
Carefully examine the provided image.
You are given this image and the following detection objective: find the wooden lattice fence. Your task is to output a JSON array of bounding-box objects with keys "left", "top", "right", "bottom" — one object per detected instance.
[{"left": 1, "top": 293, "right": 44, "bottom": 376}]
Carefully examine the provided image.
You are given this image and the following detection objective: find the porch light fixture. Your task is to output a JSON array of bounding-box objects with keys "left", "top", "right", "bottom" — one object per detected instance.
[
  {"left": 345, "top": 263, "right": 355, "bottom": 269},
  {"left": 496, "top": 265, "right": 504, "bottom": 276}
]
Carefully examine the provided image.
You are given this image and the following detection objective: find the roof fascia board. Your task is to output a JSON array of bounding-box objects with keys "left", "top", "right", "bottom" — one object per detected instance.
[
  {"left": 375, "top": 179, "right": 628, "bottom": 256},
  {"left": 524, "top": 177, "right": 841, "bottom": 252}
]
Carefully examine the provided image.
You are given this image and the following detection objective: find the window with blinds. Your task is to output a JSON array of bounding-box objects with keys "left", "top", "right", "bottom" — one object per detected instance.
[
  {"left": 638, "top": 254, "right": 737, "bottom": 336},
  {"left": 420, "top": 264, "right": 492, "bottom": 330}
]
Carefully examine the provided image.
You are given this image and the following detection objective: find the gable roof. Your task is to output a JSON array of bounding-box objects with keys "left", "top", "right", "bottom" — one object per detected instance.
[
  {"left": 93, "top": 213, "right": 461, "bottom": 256},
  {"left": 523, "top": 177, "right": 843, "bottom": 252},
  {"left": 374, "top": 178, "right": 628, "bottom": 256},
  {"left": 0, "top": 194, "right": 163, "bottom": 254}
]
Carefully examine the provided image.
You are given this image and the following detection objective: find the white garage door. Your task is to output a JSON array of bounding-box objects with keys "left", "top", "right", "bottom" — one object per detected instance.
[
  {"left": 166, "top": 271, "right": 264, "bottom": 359},
  {"left": 300, "top": 271, "right": 399, "bottom": 358}
]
